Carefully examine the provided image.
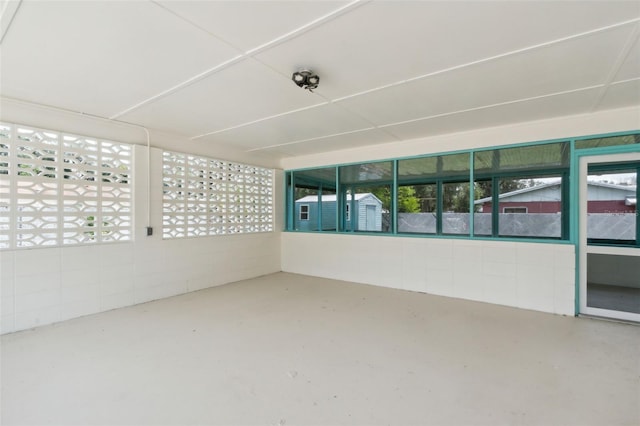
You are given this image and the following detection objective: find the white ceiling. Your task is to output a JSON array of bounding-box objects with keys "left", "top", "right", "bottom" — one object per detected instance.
[{"left": 1, "top": 0, "right": 639, "bottom": 160}]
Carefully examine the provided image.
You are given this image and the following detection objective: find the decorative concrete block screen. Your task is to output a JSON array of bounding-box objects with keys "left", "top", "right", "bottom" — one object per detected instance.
[
  {"left": 162, "top": 151, "right": 273, "bottom": 238},
  {"left": 0, "top": 122, "right": 133, "bottom": 249}
]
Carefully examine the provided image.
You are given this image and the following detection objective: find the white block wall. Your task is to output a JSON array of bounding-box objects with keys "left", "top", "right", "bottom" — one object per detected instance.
[
  {"left": 0, "top": 145, "right": 282, "bottom": 334},
  {"left": 282, "top": 233, "right": 575, "bottom": 315}
]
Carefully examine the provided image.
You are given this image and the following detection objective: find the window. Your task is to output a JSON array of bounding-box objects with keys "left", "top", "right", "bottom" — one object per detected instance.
[
  {"left": 284, "top": 133, "right": 639, "bottom": 242},
  {"left": 503, "top": 207, "right": 528, "bottom": 213},
  {"left": 586, "top": 164, "right": 639, "bottom": 246},
  {"left": 474, "top": 142, "right": 569, "bottom": 239},
  {"left": 397, "top": 153, "right": 470, "bottom": 235},
  {"left": 576, "top": 134, "right": 639, "bottom": 150},
  {"left": 339, "top": 161, "right": 393, "bottom": 233},
  {"left": 162, "top": 151, "right": 273, "bottom": 238},
  {"left": 287, "top": 167, "right": 336, "bottom": 231},
  {"left": 0, "top": 122, "right": 133, "bottom": 249},
  {"left": 299, "top": 205, "right": 309, "bottom": 221}
]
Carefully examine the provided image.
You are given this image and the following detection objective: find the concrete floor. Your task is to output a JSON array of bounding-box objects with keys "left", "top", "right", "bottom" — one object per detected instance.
[
  {"left": 588, "top": 283, "right": 640, "bottom": 314},
  {"left": 1, "top": 272, "right": 639, "bottom": 426}
]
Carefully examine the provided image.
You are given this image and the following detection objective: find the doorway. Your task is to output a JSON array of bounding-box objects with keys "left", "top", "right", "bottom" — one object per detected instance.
[{"left": 579, "top": 153, "right": 640, "bottom": 322}]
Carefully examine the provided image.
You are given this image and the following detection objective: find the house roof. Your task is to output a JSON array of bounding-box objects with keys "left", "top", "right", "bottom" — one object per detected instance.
[
  {"left": 296, "top": 193, "right": 375, "bottom": 203},
  {"left": 475, "top": 181, "right": 636, "bottom": 204}
]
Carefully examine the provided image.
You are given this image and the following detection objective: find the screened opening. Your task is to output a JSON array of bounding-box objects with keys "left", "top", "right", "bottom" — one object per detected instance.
[
  {"left": 397, "top": 183, "right": 437, "bottom": 234},
  {"left": 576, "top": 134, "right": 640, "bottom": 150},
  {"left": 474, "top": 142, "right": 569, "bottom": 239},
  {"left": 497, "top": 176, "right": 563, "bottom": 238},
  {"left": 474, "top": 142, "right": 569, "bottom": 175},
  {"left": 289, "top": 167, "right": 337, "bottom": 232},
  {"left": 339, "top": 161, "right": 392, "bottom": 233},
  {"left": 397, "top": 153, "right": 470, "bottom": 235},
  {"left": 442, "top": 181, "right": 470, "bottom": 235},
  {"left": 473, "top": 179, "right": 492, "bottom": 236},
  {"left": 586, "top": 163, "right": 638, "bottom": 246}
]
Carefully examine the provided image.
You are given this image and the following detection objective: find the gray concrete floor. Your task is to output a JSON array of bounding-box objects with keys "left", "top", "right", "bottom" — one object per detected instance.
[
  {"left": 1, "top": 272, "right": 639, "bottom": 426},
  {"left": 588, "top": 283, "right": 640, "bottom": 314}
]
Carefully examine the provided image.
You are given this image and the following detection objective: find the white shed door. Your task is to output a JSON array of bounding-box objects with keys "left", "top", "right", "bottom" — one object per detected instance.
[{"left": 366, "top": 205, "right": 376, "bottom": 231}]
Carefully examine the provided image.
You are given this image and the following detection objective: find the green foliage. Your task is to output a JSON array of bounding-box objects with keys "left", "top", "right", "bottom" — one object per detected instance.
[{"left": 398, "top": 186, "right": 420, "bottom": 213}]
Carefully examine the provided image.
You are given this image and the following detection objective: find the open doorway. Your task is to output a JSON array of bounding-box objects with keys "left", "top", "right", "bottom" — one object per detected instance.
[{"left": 579, "top": 153, "right": 640, "bottom": 321}]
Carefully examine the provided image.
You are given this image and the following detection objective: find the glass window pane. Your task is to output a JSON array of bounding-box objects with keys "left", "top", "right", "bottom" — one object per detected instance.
[
  {"left": 398, "top": 153, "right": 469, "bottom": 183},
  {"left": 473, "top": 180, "right": 492, "bottom": 236},
  {"left": 398, "top": 184, "right": 436, "bottom": 234},
  {"left": 497, "top": 177, "right": 562, "bottom": 238},
  {"left": 577, "top": 134, "right": 640, "bottom": 150},
  {"left": 340, "top": 161, "right": 393, "bottom": 185},
  {"left": 475, "top": 142, "right": 569, "bottom": 176},
  {"left": 442, "top": 182, "right": 470, "bottom": 235},
  {"left": 341, "top": 188, "right": 389, "bottom": 232},
  {"left": 398, "top": 156, "right": 438, "bottom": 182},
  {"left": 292, "top": 167, "right": 337, "bottom": 232},
  {"left": 586, "top": 167, "right": 637, "bottom": 243},
  {"left": 441, "top": 152, "right": 470, "bottom": 177}
]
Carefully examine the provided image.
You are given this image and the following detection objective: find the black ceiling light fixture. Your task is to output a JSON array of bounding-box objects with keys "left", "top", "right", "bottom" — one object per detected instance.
[{"left": 292, "top": 69, "right": 320, "bottom": 92}]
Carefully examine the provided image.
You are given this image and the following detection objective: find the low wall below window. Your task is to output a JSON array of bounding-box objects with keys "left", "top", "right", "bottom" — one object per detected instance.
[{"left": 281, "top": 232, "right": 575, "bottom": 316}]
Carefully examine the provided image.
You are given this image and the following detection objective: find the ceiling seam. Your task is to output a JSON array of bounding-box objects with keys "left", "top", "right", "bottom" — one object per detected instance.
[
  {"left": 0, "top": 0, "right": 22, "bottom": 45},
  {"left": 589, "top": 22, "right": 640, "bottom": 112},
  {"left": 206, "top": 84, "right": 605, "bottom": 150},
  {"left": 189, "top": 102, "right": 329, "bottom": 140},
  {"left": 333, "top": 17, "right": 640, "bottom": 103},
  {"left": 378, "top": 85, "right": 604, "bottom": 129},
  {"left": 245, "top": 127, "right": 378, "bottom": 152},
  {"left": 244, "top": 85, "right": 605, "bottom": 153},
  {"left": 190, "top": 16, "right": 640, "bottom": 143},
  {"left": 109, "top": 0, "right": 367, "bottom": 120}
]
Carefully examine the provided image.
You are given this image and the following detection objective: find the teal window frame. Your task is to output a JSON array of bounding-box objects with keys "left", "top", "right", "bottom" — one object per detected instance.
[
  {"left": 284, "top": 130, "right": 640, "bottom": 244},
  {"left": 585, "top": 161, "right": 640, "bottom": 248}
]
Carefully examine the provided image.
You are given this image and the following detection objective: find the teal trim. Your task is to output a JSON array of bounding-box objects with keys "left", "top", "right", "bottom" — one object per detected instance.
[
  {"left": 572, "top": 141, "right": 640, "bottom": 316},
  {"left": 436, "top": 181, "right": 443, "bottom": 235},
  {"left": 335, "top": 167, "right": 340, "bottom": 233},
  {"left": 317, "top": 185, "right": 322, "bottom": 232},
  {"left": 491, "top": 177, "right": 499, "bottom": 237},
  {"left": 469, "top": 153, "right": 475, "bottom": 236},
  {"left": 286, "top": 171, "right": 294, "bottom": 231},
  {"left": 283, "top": 228, "right": 573, "bottom": 244},
  {"left": 569, "top": 139, "right": 580, "bottom": 316},
  {"left": 392, "top": 160, "right": 398, "bottom": 234}
]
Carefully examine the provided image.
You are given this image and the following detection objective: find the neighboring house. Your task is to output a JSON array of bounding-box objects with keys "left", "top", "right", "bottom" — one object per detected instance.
[
  {"left": 295, "top": 193, "right": 383, "bottom": 231},
  {"left": 475, "top": 182, "right": 637, "bottom": 213}
]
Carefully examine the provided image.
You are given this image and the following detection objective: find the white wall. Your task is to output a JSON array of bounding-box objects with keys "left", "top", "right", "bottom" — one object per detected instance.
[
  {"left": 0, "top": 105, "right": 283, "bottom": 334},
  {"left": 282, "top": 233, "right": 575, "bottom": 316},
  {"left": 279, "top": 107, "right": 640, "bottom": 316}
]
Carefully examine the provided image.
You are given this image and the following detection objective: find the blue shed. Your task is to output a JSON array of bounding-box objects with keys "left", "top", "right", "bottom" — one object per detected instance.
[{"left": 295, "top": 193, "right": 383, "bottom": 232}]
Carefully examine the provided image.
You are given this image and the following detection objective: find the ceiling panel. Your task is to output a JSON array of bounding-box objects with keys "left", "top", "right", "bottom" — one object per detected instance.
[
  {"left": 383, "top": 87, "right": 601, "bottom": 142},
  {"left": 120, "top": 58, "right": 326, "bottom": 136},
  {"left": 255, "top": 1, "right": 640, "bottom": 100},
  {"left": 613, "top": 35, "right": 640, "bottom": 82},
  {"left": 337, "top": 24, "right": 633, "bottom": 126},
  {"left": 156, "top": 0, "right": 350, "bottom": 52},
  {"left": 1, "top": 1, "right": 638, "bottom": 161},
  {"left": 597, "top": 80, "right": 640, "bottom": 111},
  {"left": 261, "top": 128, "right": 396, "bottom": 157},
  {"left": 198, "top": 103, "right": 375, "bottom": 149},
  {"left": 0, "top": 0, "right": 238, "bottom": 117}
]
